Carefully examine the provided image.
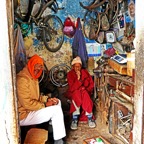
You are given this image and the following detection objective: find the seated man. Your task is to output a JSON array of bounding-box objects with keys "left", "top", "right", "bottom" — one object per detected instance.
[
  {"left": 66, "top": 56, "right": 96, "bottom": 130},
  {"left": 16, "top": 54, "right": 66, "bottom": 144}
]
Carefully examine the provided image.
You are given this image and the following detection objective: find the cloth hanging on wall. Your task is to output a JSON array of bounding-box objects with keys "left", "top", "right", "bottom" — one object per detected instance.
[
  {"left": 14, "top": 26, "right": 27, "bottom": 74},
  {"left": 63, "top": 17, "right": 76, "bottom": 38},
  {"left": 72, "top": 17, "right": 88, "bottom": 68}
]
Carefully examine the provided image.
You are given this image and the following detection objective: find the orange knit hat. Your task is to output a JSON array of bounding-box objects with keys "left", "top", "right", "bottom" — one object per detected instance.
[{"left": 27, "top": 54, "right": 44, "bottom": 79}]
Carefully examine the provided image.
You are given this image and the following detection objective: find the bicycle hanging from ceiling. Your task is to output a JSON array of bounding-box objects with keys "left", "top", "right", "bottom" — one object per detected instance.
[{"left": 14, "top": 0, "right": 64, "bottom": 52}]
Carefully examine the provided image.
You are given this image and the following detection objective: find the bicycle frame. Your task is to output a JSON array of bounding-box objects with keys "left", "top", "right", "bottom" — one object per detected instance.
[
  {"left": 15, "top": 0, "right": 54, "bottom": 26},
  {"left": 14, "top": 0, "right": 64, "bottom": 52},
  {"left": 34, "top": 0, "right": 54, "bottom": 20},
  {"left": 18, "top": 0, "right": 54, "bottom": 36},
  {"left": 27, "top": 0, "right": 54, "bottom": 24}
]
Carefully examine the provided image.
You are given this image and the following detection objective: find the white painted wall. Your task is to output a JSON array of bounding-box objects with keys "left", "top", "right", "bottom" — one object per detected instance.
[
  {"left": 0, "top": 0, "right": 19, "bottom": 143},
  {"left": 133, "top": 0, "right": 144, "bottom": 143},
  {"left": 0, "top": 0, "right": 144, "bottom": 143}
]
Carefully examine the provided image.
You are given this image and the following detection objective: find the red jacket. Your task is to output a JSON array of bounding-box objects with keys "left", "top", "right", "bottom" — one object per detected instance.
[{"left": 66, "top": 69, "right": 94, "bottom": 120}]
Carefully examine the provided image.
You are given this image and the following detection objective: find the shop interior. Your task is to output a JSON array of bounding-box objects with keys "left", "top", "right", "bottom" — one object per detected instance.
[{"left": 2, "top": 0, "right": 139, "bottom": 143}]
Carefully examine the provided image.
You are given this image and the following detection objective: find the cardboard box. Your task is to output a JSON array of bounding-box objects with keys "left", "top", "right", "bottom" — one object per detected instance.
[
  {"left": 108, "top": 59, "right": 127, "bottom": 75},
  {"left": 83, "top": 135, "right": 111, "bottom": 144}
]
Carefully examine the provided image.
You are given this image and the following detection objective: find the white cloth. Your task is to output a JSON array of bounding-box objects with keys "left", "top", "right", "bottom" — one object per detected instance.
[
  {"left": 72, "top": 100, "right": 80, "bottom": 115},
  {"left": 72, "top": 100, "right": 92, "bottom": 116},
  {"left": 20, "top": 100, "right": 66, "bottom": 140},
  {"left": 71, "top": 56, "right": 82, "bottom": 65}
]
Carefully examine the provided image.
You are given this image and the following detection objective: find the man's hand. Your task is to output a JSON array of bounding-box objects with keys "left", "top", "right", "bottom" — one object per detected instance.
[
  {"left": 45, "top": 98, "right": 59, "bottom": 107},
  {"left": 76, "top": 71, "right": 81, "bottom": 80},
  {"left": 51, "top": 97, "right": 59, "bottom": 105}
]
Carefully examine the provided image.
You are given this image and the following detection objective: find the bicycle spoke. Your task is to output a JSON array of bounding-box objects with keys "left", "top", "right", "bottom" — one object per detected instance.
[
  {"left": 49, "top": 64, "right": 71, "bottom": 87},
  {"left": 83, "top": 10, "right": 100, "bottom": 40},
  {"left": 43, "top": 15, "right": 64, "bottom": 52}
]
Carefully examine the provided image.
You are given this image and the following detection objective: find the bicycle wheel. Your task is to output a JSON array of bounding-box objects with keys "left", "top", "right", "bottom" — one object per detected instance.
[
  {"left": 83, "top": 10, "right": 100, "bottom": 40},
  {"left": 49, "top": 63, "right": 71, "bottom": 87},
  {"left": 42, "top": 15, "right": 64, "bottom": 52}
]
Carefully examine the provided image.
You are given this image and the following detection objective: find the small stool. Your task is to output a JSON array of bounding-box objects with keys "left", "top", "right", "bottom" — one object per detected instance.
[{"left": 24, "top": 128, "right": 48, "bottom": 144}]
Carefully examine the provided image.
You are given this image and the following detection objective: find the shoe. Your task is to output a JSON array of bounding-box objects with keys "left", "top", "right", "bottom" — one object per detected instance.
[
  {"left": 88, "top": 119, "right": 96, "bottom": 128},
  {"left": 70, "top": 120, "right": 78, "bottom": 130},
  {"left": 54, "top": 139, "right": 64, "bottom": 144}
]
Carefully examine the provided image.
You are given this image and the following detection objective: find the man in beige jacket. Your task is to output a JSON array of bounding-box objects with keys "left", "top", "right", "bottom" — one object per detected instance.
[{"left": 16, "top": 54, "right": 66, "bottom": 144}]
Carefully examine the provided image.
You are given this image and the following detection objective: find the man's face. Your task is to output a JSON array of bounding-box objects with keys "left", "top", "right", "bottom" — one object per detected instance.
[
  {"left": 34, "top": 63, "right": 44, "bottom": 76},
  {"left": 73, "top": 63, "right": 82, "bottom": 72}
]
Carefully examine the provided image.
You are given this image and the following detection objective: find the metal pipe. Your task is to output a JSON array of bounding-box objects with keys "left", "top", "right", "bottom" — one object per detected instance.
[
  {"left": 116, "top": 89, "right": 134, "bottom": 104},
  {"left": 116, "top": 129, "right": 129, "bottom": 144}
]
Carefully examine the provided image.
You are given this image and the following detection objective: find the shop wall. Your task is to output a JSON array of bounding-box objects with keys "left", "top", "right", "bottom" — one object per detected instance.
[
  {"left": 23, "top": 0, "right": 135, "bottom": 73},
  {"left": 24, "top": 0, "right": 87, "bottom": 71}
]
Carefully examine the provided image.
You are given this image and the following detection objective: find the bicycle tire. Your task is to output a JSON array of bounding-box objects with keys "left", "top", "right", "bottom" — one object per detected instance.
[
  {"left": 79, "top": 0, "right": 98, "bottom": 10},
  {"left": 49, "top": 63, "right": 71, "bottom": 87},
  {"left": 110, "top": 1, "right": 121, "bottom": 26},
  {"left": 83, "top": 10, "right": 100, "bottom": 40},
  {"left": 80, "top": 0, "right": 106, "bottom": 11},
  {"left": 42, "top": 15, "right": 64, "bottom": 52},
  {"left": 39, "top": 63, "right": 49, "bottom": 84},
  {"left": 106, "top": 0, "right": 118, "bottom": 25}
]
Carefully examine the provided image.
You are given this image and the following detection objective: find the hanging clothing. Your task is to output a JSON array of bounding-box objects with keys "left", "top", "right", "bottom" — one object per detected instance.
[
  {"left": 72, "top": 17, "right": 88, "bottom": 68},
  {"left": 14, "top": 26, "right": 27, "bottom": 73}
]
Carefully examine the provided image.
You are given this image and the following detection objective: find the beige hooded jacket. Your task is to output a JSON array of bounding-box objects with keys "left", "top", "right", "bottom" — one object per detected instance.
[{"left": 16, "top": 66, "right": 48, "bottom": 120}]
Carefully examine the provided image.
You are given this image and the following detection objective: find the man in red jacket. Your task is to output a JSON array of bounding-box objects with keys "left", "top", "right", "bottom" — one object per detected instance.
[{"left": 66, "top": 56, "right": 96, "bottom": 130}]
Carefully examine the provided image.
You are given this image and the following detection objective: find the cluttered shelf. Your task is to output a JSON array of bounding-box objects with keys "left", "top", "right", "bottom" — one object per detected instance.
[{"left": 93, "top": 54, "right": 135, "bottom": 143}]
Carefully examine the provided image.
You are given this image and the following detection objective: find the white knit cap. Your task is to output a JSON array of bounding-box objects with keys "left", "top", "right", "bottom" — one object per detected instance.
[{"left": 71, "top": 56, "right": 82, "bottom": 65}]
